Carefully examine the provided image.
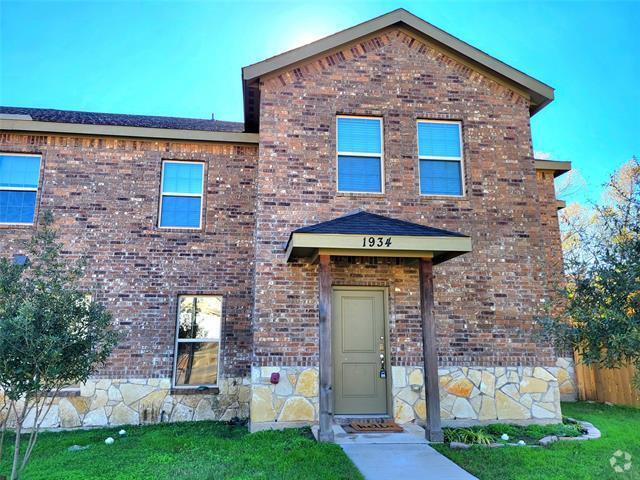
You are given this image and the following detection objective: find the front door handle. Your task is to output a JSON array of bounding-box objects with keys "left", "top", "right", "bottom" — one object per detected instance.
[{"left": 379, "top": 336, "right": 387, "bottom": 378}]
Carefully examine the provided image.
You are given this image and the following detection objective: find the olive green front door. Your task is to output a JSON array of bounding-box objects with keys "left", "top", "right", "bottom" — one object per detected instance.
[{"left": 332, "top": 288, "right": 388, "bottom": 415}]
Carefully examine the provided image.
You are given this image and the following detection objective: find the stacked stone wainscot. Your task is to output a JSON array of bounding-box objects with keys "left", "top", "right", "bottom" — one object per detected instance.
[
  {"left": 393, "top": 365, "right": 562, "bottom": 427},
  {"left": 249, "top": 363, "right": 565, "bottom": 430},
  {"left": 1, "top": 377, "right": 251, "bottom": 429},
  {"left": 250, "top": 367, "right": 319, "bottom": 431}
]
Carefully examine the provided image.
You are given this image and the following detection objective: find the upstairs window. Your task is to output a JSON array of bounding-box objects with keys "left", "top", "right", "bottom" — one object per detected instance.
[
  {"left": 174, "top": 295, "right": 222, "bottom": 387},
  {"left": 337, "top": 116, "right": 383, "bottom": 193},
  {"left": 417, "top": 121, "right": 464, "bottom": 196},
  {"left": 159, "top": 161, "right": 204, "bottom": 228},
  {"left": 0, "top": 153, "right": 41, "bottom": 224}
]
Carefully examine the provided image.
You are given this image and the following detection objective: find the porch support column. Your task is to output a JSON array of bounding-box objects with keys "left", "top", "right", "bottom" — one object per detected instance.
[
  {"left": 419, "top": 257, "right": 444, "bottom": 442},
  {"left": 318, "top": 254, "right": 334, "bottom": 442}
]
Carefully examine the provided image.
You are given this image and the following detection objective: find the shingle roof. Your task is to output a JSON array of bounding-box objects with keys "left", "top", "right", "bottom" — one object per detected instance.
[
  {"left": 242, "top": 8, "right": 554, "bottom": 131},
  {"left": 0, "top": 106, "right": 244, "bottom": 133},
  {"left": 292, "top": 210, "right": 468, "bottom": 237}
]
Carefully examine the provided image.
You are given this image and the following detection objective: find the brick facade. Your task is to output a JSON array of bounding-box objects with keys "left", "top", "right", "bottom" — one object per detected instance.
[
  {"left": 536, "top": 169, "right": 565, "bottom": 296},
  {"left": 0, "top": 133, "right": 258, "bottom": 379},
  {"left": 0, "top": 21, "right": 572, "bottom": 430},
  {"left": 253, "top": 28, "right": 556, "bottom": 370}
]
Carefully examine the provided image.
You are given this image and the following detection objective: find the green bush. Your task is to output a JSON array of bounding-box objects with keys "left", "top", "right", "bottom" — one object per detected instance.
[
  {"left": 446, "top": 422, "right": 583, "bottom": 446},
  {"left": 443, "top": 427, "right": 495, "bottom": 445}
]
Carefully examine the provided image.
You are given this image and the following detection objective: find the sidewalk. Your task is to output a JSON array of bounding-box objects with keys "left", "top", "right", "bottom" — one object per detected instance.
[
  {"left": 342, "top": 443, "right": 478, "bottom": 480},
  {"left": 317, "top": 424, "right": 477, "bottom": 480}
]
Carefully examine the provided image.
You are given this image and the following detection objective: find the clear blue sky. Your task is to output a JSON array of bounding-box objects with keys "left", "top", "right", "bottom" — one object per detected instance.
[{"left": 1, "top": 1, "right": 638, "bottom": 203}]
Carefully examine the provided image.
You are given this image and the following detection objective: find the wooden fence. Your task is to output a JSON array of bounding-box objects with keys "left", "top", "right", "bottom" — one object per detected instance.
[{"left": 574, "top": 355, "right": 640, "bottom": 407}]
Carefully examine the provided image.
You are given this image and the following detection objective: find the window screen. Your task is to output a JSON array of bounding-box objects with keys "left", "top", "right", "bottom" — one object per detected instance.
[
  {"left": 337, "top": 117, "right": 383, "bottom": 193},
  {"left": 159, "top": 161, "right": 204, "bottom": 228},
  {"left": 417, "top": 121, "right": 463, "bottom": 196},
  {"left": 0, "top": 154, "right": 41, "bottom": 224}
]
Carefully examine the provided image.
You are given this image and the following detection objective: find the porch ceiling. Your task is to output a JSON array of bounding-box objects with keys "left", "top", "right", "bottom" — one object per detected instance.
[{"left": 284, "top": 210, "right": 472, "bottom": 264}]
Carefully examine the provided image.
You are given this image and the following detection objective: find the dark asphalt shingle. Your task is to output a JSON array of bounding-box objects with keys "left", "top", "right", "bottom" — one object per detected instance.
[
  {"left": 0, "top": 106, "right": 244, "bottom": 133},
  {"left": 293, "top": 210, "right": 468, "bottom": 237}
]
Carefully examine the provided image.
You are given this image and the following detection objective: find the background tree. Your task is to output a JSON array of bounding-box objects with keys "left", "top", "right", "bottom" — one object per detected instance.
[
  {"left": 0, "top": 211, "right": 118, "bottom": 480},
  {"left": 538, "top": 157, "right": 640, "bottom": 388}
]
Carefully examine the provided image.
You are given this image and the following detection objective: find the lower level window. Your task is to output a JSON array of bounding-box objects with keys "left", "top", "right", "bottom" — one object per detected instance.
[{"left": 174, "top": 295, "right": 222, "bottom": 387}]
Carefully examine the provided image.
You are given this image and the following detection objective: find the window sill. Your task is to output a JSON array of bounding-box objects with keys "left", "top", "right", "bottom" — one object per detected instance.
[
  {"left": 336, "top": 192, "right": 385, "bottom": 197},
  {"left": 418, "top": 194, "right": 467, "bottom": 200},
  {"left": 156, "top": 228, "right": 205, "bottom": 235},
  {"left": 0, "top": 223, "right": 35, "bottom": 229},
  {"left": 170, "top": 386, "right": 220, "bottom": 395},
  {"left": 52, "top": 389, "right": 81, "bottom": 398},
  {"left": 157, "top": 226, "right": 204, "bottom": 232}
]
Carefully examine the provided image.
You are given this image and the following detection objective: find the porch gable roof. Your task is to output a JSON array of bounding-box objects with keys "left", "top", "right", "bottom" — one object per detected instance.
[{"left": 285, "top": 210, "right": 472, "bottom": 264}]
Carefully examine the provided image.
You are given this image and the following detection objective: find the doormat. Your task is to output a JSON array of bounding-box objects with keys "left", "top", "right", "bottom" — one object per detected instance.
[{"left": 346, "top": 420, "right": 404, "bottom": 433}]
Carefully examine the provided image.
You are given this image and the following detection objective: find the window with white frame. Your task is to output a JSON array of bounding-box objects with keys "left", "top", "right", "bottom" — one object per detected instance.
[
  {"left": 159, "top": 161, "right": 204, "bottom": 228},
  {"left": 417, "top": 121, "right": 464, "bottom": 196},
  {"left": 337, "top": 116, "right": 383, "bottom": 193},
  {"left": 0, "top": 153, "right": 41, "bottom": 224},
  {"left": 174, "top": 295, "right": 222, "bottom": 387}
]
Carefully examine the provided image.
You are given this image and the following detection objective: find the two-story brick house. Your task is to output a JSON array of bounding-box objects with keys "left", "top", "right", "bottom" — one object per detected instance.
[{"left": 0, "top": 9, "right": 575, "bottom": 441}]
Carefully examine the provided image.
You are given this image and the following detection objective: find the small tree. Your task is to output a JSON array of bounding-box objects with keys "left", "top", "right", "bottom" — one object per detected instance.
[
  {"left": 0, "top": 212, "right": 118, "bottom": 480},
  {"left": 538, "top": 157, "right": 640, "bottom": 388}
]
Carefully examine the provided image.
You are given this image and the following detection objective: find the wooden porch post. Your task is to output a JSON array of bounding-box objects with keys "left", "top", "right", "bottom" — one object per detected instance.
[
  {"left": 420, "top": 257, "right": 444, "bottom": 442},
  {"left": 318, "top": 254, "right": 334, "bottom": 442}
]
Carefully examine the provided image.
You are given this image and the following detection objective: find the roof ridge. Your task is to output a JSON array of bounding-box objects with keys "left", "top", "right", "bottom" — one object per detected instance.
[
  {"left": 364, "top": 211, "right": 468, "bottom": 236},
  {"left": 0, "top": 106, "right": 245, "bottom": 133},
  {"left": 292, "top": 210, "right": 467, "bottom": 237},
  {"left": 0, "top": 105, "right": 242, "bottom": 125}
]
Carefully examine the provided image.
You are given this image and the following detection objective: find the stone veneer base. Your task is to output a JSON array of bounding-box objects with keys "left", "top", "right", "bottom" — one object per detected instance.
[
  {"left": 1, "top": 377, "right": 250, "bottom": 429},
  {"left": 250, "top": 359, "right": 577, "bottom": 431},
  {"left": 249, "top": 366, "right": 319, "bottom": 432},
  {"left": 2, "top": 358, "right": 576, "bottom": 431}
]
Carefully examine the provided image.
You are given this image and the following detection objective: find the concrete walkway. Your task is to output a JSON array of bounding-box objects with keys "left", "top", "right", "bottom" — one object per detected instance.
[
  {"left": 316, "top": 424, "right": 477, "bottom": 480},
  {"left": 341, "top": 443, "right": 478, "bottom": 480}
]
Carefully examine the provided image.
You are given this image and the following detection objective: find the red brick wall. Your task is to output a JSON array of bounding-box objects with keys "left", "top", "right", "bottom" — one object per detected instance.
[
  {"left": 0, "top": 133, "right": 258, "bottom": 378},
  {"left": 536, "top": 170, "right": 565, "bottom": 295},
  {"left": 0, "top": 29, "right": 566, "bottom": 379},
  {"left": 253, "top": 27, "right": 555, "bottom": 368}
]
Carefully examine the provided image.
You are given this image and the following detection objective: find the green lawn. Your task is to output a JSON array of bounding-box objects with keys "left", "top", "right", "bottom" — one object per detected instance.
[
  {"left": 433, "top": 402, "right": 640, "bottom": 480},
  {"left": 3, "top": 402, "right": 638, "bottom": 479},
  {"left": 0, "top": 421, "right": 362, "bottom": 480}
]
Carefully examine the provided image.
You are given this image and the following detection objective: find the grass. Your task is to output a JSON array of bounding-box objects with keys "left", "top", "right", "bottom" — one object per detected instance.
[
  {"left": 433, "top": 402, "right": 640, "bottom": 480},
  {"left": 0, "top": 421, "right": 363, "bottom": 480}
]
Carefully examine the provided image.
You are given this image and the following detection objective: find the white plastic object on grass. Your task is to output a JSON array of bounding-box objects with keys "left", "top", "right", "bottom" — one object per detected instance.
[
  {"left": 500, "top": 433, "right": 509, "bottom": 441},
  {"left": 104, "top": 437, "right": 115, "bottom": 445},
  {"left": 118, "top": 429, "right": 127, "bottom": 436},
  {"left": 517, "top": 440, "right": 526, "bottom": 446}
]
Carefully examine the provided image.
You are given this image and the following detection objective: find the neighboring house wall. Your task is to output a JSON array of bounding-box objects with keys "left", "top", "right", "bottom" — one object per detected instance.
[
  {"left": 536, "top": 169, "right": 565, "bottom": 301},
  {"left": 536, "top": 169, "right": 578, "bottom": 401},
  {"left": 0, "top": 132, "right": 258, "bottom": 427},
  {"left": 251, "top": 27, "right": 563, "bottom": 429}
]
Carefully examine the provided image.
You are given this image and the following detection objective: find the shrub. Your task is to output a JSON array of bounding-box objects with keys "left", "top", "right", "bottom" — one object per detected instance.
[{"left": 444, "top": 427, "right": 495, "bottom": 445}]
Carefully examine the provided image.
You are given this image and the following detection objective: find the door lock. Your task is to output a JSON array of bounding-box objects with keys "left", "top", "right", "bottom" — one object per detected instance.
[{"left": 379, "top": 336, "right": 387, "bottom": 379}]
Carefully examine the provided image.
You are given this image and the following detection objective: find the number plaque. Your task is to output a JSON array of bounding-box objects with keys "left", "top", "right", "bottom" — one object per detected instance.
[{"left": 361, "top": 236, "right": 392, "bottom": 248}]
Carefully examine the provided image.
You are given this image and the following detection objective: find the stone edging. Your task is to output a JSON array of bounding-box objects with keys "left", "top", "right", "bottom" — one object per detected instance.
[
  {"left": 540, "top": 418, "right": 602, "bottom": 444},
  {"left": 449, "top": 419, "right": 601, "bottom": 449}
]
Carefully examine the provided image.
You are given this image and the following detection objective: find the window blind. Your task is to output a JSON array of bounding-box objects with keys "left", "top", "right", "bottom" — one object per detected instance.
[{"left": 418, "top": 122, "right": 461, "bottom": 158}]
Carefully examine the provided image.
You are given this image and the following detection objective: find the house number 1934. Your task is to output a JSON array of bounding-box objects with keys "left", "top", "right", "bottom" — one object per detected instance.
[{"left": 362, "top": 236, "right": 392, "bottom": 248}]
